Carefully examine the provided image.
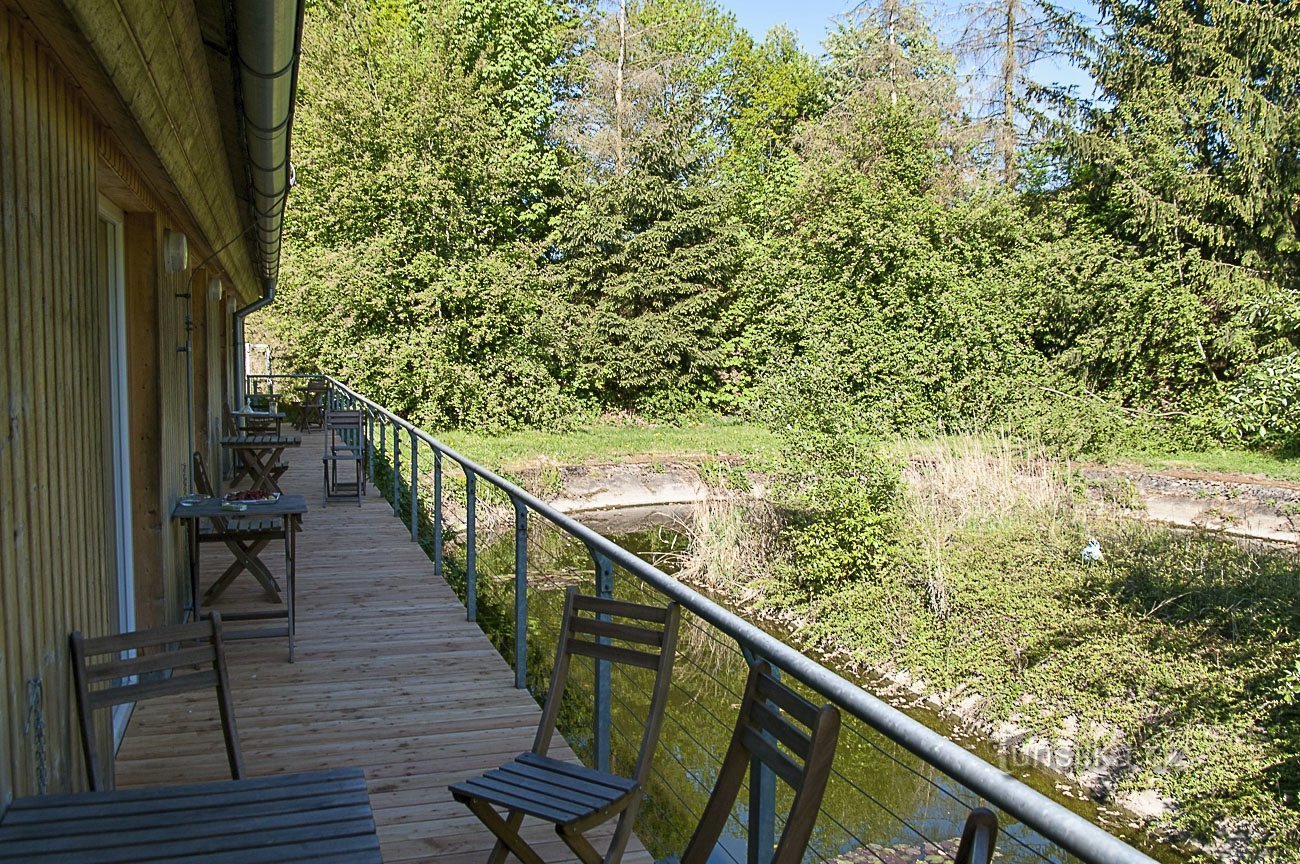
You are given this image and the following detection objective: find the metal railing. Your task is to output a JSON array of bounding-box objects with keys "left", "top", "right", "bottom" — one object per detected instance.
[{"left": 249, "top": 373, "right": 1162, "bottom": 864}]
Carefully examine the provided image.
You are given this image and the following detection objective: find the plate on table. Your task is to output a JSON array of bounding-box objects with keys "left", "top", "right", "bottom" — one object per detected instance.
[
  {"left": 224, "top": 491, "right": 281, "bottom": 506},
  {"left": 179, "top": 494, "right": 210, "bottom": 507}
]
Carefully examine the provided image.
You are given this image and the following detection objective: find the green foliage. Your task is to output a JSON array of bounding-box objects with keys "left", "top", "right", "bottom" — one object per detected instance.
[
  {"left": 1078, "top": 0, "right": 1300, "bottom": 283},
  {"left": 1223, "top": 353, "right": 1300, "bottom": 448},
  {"left": 763, "top": 490, "right": 1300, "bottom": 853},
  {"left": 546, "top": 169, "right": 746, "bottom": 416},
  {"left": 259, "top": 0, "right": 580, "bottom": 432},
  {"left": 261, "top": 0, "right": 1300, "bottom": 446},
  {"left": 770, "top": 430, "right": 901, "bottom": 598}
]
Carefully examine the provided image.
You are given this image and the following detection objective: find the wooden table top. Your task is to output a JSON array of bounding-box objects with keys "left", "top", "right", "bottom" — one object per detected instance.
[
  {"left": 172, "top": 494, "right": 308, "bottom": 520},
  {"left": 0, "top": 768, "right": 382, "bottom": 863},
  {"left": 220, "top": 434, "right": 302, "bottom": 447}
]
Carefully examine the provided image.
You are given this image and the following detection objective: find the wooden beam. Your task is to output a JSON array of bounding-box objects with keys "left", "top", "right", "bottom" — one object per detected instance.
[{"left": 124, "top": 211, "right": 164, "bottom": 630}]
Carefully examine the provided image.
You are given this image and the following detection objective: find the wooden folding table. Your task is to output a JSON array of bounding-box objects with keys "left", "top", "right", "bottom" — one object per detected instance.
[
  {"left": 0, "top": 768, "right": 382, "bottom": 863},
  {"left": 222, "top": 433, "right": 301, "bottom": 494},
  {"left": 173, "top": 494, "right": 307, "bottom": 661}
]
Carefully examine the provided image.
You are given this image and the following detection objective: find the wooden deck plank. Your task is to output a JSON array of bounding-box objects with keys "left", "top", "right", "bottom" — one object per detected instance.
[{"left": 113, "top": 431, "right": 650, "bottom": 863}]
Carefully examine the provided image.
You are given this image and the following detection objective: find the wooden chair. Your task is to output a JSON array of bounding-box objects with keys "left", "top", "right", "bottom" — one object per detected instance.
[
  {"left": 221, "top": 402, "right": 252, "bottom": 487},
  {"left": 192, "top": 451, "right": 285, "bottom": 609},
  {"left": 296, "top": 377, "right": 327, "bottom": 431},
  {"left": 954, "top": 808, "right": 999, "bottom": 864},
  {"left": 322, "top": 408, "right": 366, "bottom": 504},
  {"left": 680, "top": 661, "right": 841, "bottom": 864},
  {"left": 450, "top": 589, "right": 680, "bottom": 864},
  {"left": 70, "top": 613, "right": 243, "bottom": 791}
]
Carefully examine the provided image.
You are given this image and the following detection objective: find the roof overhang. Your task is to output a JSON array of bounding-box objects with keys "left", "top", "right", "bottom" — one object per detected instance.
[{"left": 8, "top": 0, "right": 301, "bottom": 306}]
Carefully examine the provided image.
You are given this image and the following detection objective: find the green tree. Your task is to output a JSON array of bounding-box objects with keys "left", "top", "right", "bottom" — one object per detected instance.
[
  {"left": 548, "top": 0, "right": 749, "bottom": 416},
  {"left": 257, "top": 0, "right": 584, "bottom": 431},
  {"left": 1077, "top": 0, "right": 1300, "bottom": 282},
  {"left": 1039, "top": 0, "right": 1300, "bottom": 431}
]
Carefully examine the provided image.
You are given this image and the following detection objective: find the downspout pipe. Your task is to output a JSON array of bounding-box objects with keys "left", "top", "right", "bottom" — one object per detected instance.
[
  {"left": 233, "top": 279, "right": 275, "bottom": 409},
  {"left": 229, "top": 0, "right": 304, "bottom": 407}
]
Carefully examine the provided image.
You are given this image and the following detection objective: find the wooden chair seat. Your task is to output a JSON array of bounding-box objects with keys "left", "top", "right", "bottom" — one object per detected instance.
[{"left": 453, "top": 752, "right": 639, "bottom": 828}]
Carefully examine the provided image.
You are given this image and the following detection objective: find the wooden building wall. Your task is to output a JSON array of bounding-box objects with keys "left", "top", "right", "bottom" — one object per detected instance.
[
  {"left": 0, "top": 9, "right": 234, "bottom": 807},
  {"left": 1, "top": 10, "right": 113, "bottom": 805}
]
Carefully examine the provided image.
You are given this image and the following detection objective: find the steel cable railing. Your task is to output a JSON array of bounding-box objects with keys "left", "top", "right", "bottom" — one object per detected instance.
[{"left": 249, "top": 374, "right": 1162, "bottom": 864}]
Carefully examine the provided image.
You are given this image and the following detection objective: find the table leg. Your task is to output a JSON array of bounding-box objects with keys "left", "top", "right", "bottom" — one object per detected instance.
[
  {"left": 206, "top": 537, "right": 281, "bottom": 602},
  {"left": 248, "top": 446, "right": 288, "bottom": 494},
  {"left": 268, "top": 446, "right": 287, "bottom": 493},
  {"left": 287, "top": 515, "right": 297, "bottom": 662},
  {"left": 188, "top": 520, "right": 200, "bottom": 621},
  {"left": 234, "top": 448, "right": 259, "bottom": 488}
]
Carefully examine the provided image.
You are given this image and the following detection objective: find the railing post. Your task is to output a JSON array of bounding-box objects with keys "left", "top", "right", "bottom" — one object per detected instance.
[
  {"left": 391, "top": 420, "right": 400, "bottom": 516},
  {"left": 513, "top": 499, "right": 528, "bottom": 690},
  {"left": 464, "top": 470, "right": 477, "bottom": 622},
  {"left": 433, "top": 451, "right": 443, "bottom": 580},
  {"left": 409, "top": 429, "right": 419, "bottom": 542},
  {"left": 593, "top": 552, "right": 614, "bottom": 773},
  {"left": 366, "top": 408, "right": 375, "bottom": 488},
  {"left": 747, "top": 654, "right": 777, "bottom": 864},
  {"left": 379, "top": 419, "right": 387, "bottom": 497}
]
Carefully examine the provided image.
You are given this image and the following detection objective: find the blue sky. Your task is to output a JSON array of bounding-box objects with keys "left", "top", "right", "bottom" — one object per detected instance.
[
  {"left": 721, "top": 0, "right": 1098, "bottom": 95},
  {"left": 723, "top": 0, "right": 848, "bottom": 49}
]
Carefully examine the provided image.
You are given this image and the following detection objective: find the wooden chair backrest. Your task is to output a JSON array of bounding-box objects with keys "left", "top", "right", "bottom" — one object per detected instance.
[
  {"left": 70, "top": 613, "right": 243, "bottom": 790},
  {"left": 324, "top": 409, "right": 364, "bottom": 453},
  {"left": 192, "top": 451, "right": 237, "bottom": 534},
  {"left": 221, "top": 401, "right": 237, "bottom": 437},
  {"left": 954, "top": 807, "right": 999, "bottom": 864},
  {"left": 534, "top": 588, "right": 680, "bottom": 786},
  {"left": 193, "top": 450, "right": 215, "bottom": 497},
  {"left": 681, "top": 661, "right": 841, "bottom": 864}
]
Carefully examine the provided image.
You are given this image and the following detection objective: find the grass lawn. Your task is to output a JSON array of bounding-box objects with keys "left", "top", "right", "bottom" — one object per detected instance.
[
  {"left": 1106, "top": 447, "right": 1300, "bottom": 483},
  {"left": 435, "top": 418, "right": 781, "bottom": 471},
  {"left": 407, "top": 414, "right": 1300, "bottom": 491}
]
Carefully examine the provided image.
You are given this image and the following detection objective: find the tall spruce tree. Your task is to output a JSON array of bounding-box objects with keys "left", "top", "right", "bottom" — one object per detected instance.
[
  {"left": 1078, "top": 0, "right": 1300, "bottom": 281},
  {"left": 549, "top": 0, "right": 747, "bottom": 415}
]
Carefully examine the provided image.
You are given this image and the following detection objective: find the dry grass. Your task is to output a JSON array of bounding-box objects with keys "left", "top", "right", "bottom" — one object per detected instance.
[
  {"left": 661, "top": 496, "right": 778, "bottom": 598},
  {"left": 900, "top": 434, "right": 1081, "bottom": 617}
]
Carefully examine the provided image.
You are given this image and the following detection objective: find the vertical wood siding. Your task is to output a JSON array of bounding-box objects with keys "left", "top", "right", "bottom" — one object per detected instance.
[
  {"left": 1, "top": 10, "right": 229, "bottom": 807},
  {"left": 1, "top": 10, "right": 111, "bottom": 806}
]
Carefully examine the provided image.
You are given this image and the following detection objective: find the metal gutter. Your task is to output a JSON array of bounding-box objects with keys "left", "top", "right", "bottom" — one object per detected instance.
[{"left": 228, "top": 0, "right": 305, "bottom": 405}]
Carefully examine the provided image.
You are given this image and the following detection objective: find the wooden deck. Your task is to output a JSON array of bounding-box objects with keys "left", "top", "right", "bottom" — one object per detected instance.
[{"left": 114, "top": 431, "right": 652, "bottom": 864}]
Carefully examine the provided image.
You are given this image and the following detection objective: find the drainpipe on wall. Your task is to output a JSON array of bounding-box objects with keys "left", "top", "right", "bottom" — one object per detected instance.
[
  {"left": 228, "top": 0, "right": 304, "bottom": 407},
  {"left": 233, "top": 279, "right": 276, "bottom": 409}
]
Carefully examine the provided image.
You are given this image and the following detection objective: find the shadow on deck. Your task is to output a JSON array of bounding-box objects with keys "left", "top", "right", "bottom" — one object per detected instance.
[{"left": 113, "top": 431, "right": 651, "bottom": 864}]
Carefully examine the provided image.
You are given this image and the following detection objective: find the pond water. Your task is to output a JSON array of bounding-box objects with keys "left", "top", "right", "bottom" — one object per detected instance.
[{"left": 449, "top": 523, "right": 1179, "bottom": 864}]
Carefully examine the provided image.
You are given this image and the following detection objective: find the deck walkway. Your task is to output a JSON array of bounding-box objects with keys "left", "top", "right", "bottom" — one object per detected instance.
[{"left": 114, "top": 431, "right": 652, "bottom": 864}]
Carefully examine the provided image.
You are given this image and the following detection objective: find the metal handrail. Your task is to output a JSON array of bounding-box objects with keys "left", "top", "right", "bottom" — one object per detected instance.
[{"left": 250, "top": 373, "right": 1159, "bottom": 864}]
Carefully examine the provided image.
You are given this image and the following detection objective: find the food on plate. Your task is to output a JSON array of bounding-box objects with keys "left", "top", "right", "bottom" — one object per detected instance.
[{"left": 224, "top": 490, "right": 280, "bottom": 503}]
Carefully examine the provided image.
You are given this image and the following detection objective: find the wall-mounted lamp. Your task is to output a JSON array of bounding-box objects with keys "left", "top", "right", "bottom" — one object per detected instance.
[
  {"left": 164, "top": 230, "right": 189, "bottom": 273},
  {"left": 207, "top": 276, "right": 223, "bottom": 303}
]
